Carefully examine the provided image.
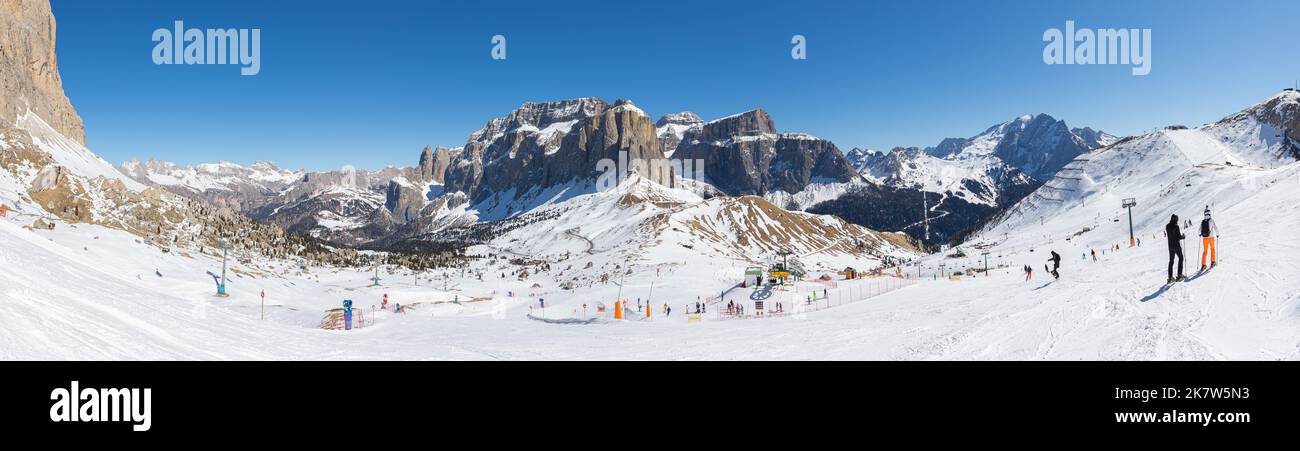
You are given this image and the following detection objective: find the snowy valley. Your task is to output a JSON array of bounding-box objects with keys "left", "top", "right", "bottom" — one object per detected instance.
[{"left": 3, "top": 1, "right": 1300, "bottom": 361}]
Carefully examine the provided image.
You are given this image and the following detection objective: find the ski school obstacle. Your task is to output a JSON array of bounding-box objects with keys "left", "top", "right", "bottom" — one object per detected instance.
[
  {"left": 320, "top": 308, "right": 368, "bottom": 330},
  {"left": 319, "top": 299, "right": 368, "bottom": 330}
]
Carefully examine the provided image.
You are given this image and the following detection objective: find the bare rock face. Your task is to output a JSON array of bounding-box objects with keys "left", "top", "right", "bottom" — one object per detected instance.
[
  {"left": 417, "top": 145, "right": 462, "bottom": 183},
  {"left": 384, "top": 179, "right": 425, "bottom": 223},
  {"left": 697, "top": 109, "right": 777, "bottom": 143},
  {"left": 654, "top": 111, "right": 702, "bottom": 155},
  {"left": 672, "top": 109, "right": 857, "bottom": 196},
  {"left": 443, "top": 98, "right": 665, "bottom": 210},
  {"left": 0, "top": 0, "right": 85, "bottom": 144}
]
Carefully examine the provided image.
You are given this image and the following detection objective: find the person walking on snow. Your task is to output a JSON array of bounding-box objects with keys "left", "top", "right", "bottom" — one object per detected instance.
[
  {"left": 1166, "top": 214, "right": 1186, "bottom": 283},
  {"left": 1199, "top": 206, "right": 1220, "bottom": 271}
]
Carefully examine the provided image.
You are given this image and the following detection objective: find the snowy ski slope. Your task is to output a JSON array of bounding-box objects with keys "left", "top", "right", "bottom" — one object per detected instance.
[{"left": 2, "top": 93, "right": 1298, "bottom": 360}]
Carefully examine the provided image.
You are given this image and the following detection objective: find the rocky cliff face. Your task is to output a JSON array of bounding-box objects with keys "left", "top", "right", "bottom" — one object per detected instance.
[
  {"left": 417, "top": 145, "right": 463, "bottom": 183},
  {"left": 0, "top": 0, "right": 84, "bottom": 144},
  {"left": 654, "top": 111, "right": 701, "bottom": 155},
  {"left": 671, "top": 109, "right": 858, "bottom": 196},
  {"left": 442, "top": 98, "right": 665, "bottom": 216}
]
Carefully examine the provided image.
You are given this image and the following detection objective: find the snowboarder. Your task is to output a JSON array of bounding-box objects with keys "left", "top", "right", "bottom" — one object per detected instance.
[
  {"left": 1166, "top": 214, "right": 1186, "bottom": 283},
  {"left": 1199, "top": 206, "right": 1219, "bottom": 271},
  {"left": 1046, "top": 251, "right": 1061, "bottom": 279},
  {"left": 1040, "top": 250, "right": 1060, "bottom": 279}
]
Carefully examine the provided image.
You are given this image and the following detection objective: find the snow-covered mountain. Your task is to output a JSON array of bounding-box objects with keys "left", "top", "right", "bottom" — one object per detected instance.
[
  {"left": 927, "top": 113, "right": 1116, "bottom": 182},
  {"left": 976, "top": 90, "right": 1299, "bottom": 244},
  {"left": 119, "top": 159, "right": 301, "bottom": 209},
  {"left": 977, "top": 89, "right": 1300, "bottom": 257},
  {"left": 855, "top": 147, "right": 1035, "bottom": 208},
  {"left": 7, "top": 0, "right": 1300, "bottom": 361},
  {"left": 655, "top": 111, "right": 703, "bottom": 156},
  {"left": 812, "top": 115, "right": 1114, "bottom": 245},
  {"left": 446, "top": 176, "right": 921, "bottom": 284}
]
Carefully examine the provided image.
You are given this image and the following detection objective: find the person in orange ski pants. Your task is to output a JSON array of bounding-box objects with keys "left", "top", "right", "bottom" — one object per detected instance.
[{"left": 1198, "top": 206, "right": 1220, "bottom": 271}]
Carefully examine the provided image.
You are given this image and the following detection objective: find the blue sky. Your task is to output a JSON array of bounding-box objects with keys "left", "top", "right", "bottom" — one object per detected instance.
[{"left": 51, "top": 0, "right": 1300, "bottom": 171}]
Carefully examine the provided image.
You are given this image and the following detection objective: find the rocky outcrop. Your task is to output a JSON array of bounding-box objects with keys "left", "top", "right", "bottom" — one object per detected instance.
[
  {"left": 671, "top": 109, "right": 858, "bottom": 196},
  {"left": 654, "top": 111, "right": 702, "bottom": 155},
  {"left": 0, "top": 0, "right": 84, "bottom": 143},
  {"left": 384, "top": 178, "right": 425, "bottom": 222},
  {"left": 443, "top": 98, "right": 664, "bottom": 211},
  {"left": 417, "top": 145, "right": 462, "bottom": 183}
]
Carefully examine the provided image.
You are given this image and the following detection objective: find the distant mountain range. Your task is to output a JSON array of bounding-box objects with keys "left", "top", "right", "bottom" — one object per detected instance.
[{"left": 115, "top": 100, "right": 1118, "bottom": 248}]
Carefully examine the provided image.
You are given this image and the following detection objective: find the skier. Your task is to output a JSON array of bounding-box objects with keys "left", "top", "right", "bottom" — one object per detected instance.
[
  {"left": 1199, "top": 206, "right": 1219, "bottom": 271},
  {"left": 1090, "top": 249, "right": 1097, "bottom": 261},
  {"left": 1165, "top": 214, "right": 1186, "bottom": 283}
]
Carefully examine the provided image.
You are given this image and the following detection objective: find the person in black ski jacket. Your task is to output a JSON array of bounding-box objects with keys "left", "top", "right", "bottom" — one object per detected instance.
[
  {"left": 1166, "top": 214, "right": 1185, "bottom": 283},
  {"left": 1047, "top": 251, "right": 1061, "bottom": 279}
]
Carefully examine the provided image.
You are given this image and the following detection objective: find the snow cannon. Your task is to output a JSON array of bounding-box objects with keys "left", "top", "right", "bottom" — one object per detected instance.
[
  {"left": 207, "top": 271, "right": 229, "bottom": 297},
  {"left": 343, "top": 299, "right": 354, "bottom": 330}
]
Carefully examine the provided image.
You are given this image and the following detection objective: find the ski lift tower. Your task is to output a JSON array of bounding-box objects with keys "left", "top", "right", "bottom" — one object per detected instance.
[
  {"left": 981, "top": 250, "right": 990, "bottom": 274},
  {"left": 216, "top": 239, "right": 229, "bottom": 297},
  {"left": 371, "top": 265, "right": 382, "bottom": 286},
  {"left": 774, "top": 248, "right": 794, "bottom": 282},
  {"left": 1122, "top": 198, "right": 1137, "bottom": 247}
]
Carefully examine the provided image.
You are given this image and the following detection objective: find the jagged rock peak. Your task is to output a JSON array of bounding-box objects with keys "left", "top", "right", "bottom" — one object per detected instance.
[
  {"left": 656, "top": 111, "right": 703, "bottom": 128},
  {"left": 0, "top": 0, "right": 85, "bottom": 143},
  {"left": 468, "top": 97, "right": 611, "bottom": 145}
]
